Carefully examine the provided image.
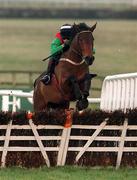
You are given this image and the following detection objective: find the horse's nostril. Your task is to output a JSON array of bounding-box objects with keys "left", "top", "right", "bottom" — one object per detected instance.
[{"left": 84, "top": 56, "right": 95, "bottom": 66}]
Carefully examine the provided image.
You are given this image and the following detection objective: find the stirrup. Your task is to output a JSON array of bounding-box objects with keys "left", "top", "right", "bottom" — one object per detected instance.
[{"left": 41, "top": 74, "right": 51, "bottom": 85}]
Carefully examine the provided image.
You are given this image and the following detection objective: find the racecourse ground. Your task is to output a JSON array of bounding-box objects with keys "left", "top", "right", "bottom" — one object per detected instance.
[
  {"left": 0, "top": 19, "right": 137, "bottom": 75},
  {"left": 0, "top": 166, "right": 137, "bottom": 180}
]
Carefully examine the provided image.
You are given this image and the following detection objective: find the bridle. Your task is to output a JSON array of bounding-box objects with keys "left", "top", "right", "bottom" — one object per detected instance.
[
  {"left": 60, "top": 30, "right": 94, "bottom": 66},
  {"left": 71, "top": 30, "right": 93, "bottom": 59}
]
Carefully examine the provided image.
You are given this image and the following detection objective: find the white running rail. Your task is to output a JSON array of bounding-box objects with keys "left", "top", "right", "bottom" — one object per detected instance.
[
  {"left": 100, "top": 72, "right": 137, "bottom": 112},
  {"left": 0, "top": 90, "right": 99, "bottom": 111},
  {"left": 0, "top": 90, "right": 33, "bottom": 111}
]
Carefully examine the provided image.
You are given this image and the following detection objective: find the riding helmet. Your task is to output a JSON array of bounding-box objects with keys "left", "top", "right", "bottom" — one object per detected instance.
[{"left": 60, "top": 24, "right": 72, "bottom": 40}]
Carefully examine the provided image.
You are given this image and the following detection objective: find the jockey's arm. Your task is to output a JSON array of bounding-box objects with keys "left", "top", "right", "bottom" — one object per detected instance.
[{"left": 50, "top": 38, "right": 64, "bottom": 55}]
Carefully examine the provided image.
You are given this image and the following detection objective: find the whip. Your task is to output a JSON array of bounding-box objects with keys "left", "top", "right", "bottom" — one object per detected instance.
[{"left": 42, "top": 51, "right": 59, "bottom": 61}]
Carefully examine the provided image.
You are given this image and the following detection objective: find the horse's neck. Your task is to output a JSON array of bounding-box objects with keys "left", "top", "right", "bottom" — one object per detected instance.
[{"left": 61, "top": 45, "right": 82, "bottom": 63}]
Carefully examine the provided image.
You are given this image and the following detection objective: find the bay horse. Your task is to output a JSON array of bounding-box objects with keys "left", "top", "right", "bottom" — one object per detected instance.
[{"left": 33, "top": 23, "right": 97, "bottom": 112}]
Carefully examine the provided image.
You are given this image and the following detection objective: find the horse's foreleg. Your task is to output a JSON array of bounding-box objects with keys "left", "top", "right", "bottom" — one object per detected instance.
[
  {"left": 69, "top": 76, "right": 88, "bottom": 111},
  {"left": 82, "top": 73, "right": 97, "bottom": 98},
  {"left": 82, "top": 78, "right": 91, "bottom": 98},
  {"left": 69, "top": 76, "right": 82, "bottom": 100}
]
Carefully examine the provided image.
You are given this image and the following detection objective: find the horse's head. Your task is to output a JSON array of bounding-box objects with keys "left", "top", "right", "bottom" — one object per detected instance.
[{"left": 70, "top": 22, "right": 97, "bottom": 65}]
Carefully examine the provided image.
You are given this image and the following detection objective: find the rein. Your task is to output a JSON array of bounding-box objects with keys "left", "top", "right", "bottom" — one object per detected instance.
[{"left": 60, "top": 58, "right": 85, "bottom": 66}]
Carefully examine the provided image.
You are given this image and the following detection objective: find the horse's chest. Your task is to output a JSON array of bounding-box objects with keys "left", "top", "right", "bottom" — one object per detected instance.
[{"left": 56, "top": 63, "right": 88, "bottom": 83}]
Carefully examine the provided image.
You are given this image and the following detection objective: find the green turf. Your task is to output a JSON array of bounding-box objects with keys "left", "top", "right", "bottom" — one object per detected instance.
[
  {"left": 0, "top": 19, "right": 137, "bottom": 74},
  {"left": 0, "top": 166, "right": 137, "bottom": 180}
]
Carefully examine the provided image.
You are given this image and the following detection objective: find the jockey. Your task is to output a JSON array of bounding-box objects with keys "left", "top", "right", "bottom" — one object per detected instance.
[{"left": 41, "top": 24, "right": 72, "bottom": 85}]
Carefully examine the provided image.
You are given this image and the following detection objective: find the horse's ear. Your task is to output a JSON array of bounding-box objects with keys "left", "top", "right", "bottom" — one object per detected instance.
[
  {"left": 73, "top": 23, "right": 77, "bottom": 30},
  {"left": 90, "top": 22, "right": 97, "bottom": 32},
  {"left": 73, "top": 23, "right": 80, "bottom": 33}
]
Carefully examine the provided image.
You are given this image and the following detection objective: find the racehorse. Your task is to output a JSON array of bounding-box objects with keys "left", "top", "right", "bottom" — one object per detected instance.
[{"left": 33, "top": 23, "right": 97, "bottom": 112}]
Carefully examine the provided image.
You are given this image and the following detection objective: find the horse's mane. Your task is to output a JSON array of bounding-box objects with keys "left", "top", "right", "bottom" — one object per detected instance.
[{"left": 71, "top": 22, "right": 91, "bottom": 38}]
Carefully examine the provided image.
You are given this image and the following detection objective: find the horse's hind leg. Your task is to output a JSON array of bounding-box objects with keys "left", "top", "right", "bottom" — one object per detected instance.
[
  {"left": 69, "top": 76, "right": 88, "bottom": 111},
  {"left": 33, "top": 87, "right": 47, "bottom": 112}
]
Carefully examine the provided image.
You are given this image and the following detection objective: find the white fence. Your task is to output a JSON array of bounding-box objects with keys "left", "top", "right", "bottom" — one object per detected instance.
[
  {"left": 0, "top": 89, "right": 100, "bottom": 112},
  {"left": 100, "top": 72, "right": 137, "bottom": 112},
  {"left": 0, "top": 90, "right": 33, "bottom": 112},
  {"left": 0, "top": 72, "right": 137, "bottom": 168}
]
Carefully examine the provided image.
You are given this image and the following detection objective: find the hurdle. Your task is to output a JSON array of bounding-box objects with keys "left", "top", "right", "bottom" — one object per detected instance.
[{"left": 80, "top": 72, "right": 137, "bottom": 168}]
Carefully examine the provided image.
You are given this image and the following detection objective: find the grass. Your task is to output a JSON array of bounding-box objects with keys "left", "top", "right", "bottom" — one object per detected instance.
[
  {"left": 0, "top": 19, "right": 137, "bottom": 97},
  {"left": 0, "top": 166, "right": 137, "bottom": 180},
  {"left": 0, "top": 19, "right": 137, "bottom": 74}
]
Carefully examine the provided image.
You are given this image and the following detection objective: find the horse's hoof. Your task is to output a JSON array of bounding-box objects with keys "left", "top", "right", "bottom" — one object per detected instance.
[{"left": 76, "top": 98, "right": 89, "bottom": 111}]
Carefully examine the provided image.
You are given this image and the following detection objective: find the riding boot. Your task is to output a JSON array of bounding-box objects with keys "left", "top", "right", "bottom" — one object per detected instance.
[
  {"left": 41, "top": 54, "right": 61, "bottom": 85},
  {"left": 41, "top": 60, "right": 56, "bottom": 85}
]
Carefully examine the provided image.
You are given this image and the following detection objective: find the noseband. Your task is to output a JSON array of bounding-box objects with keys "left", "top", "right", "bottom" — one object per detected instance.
[{"left": 60, "top": 58, "right": 85, "bottom": 66}]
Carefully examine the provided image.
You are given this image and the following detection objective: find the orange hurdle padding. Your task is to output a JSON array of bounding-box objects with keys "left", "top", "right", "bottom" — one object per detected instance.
[
  {"left": 27, "top": 112, "right": 33, "bottom": 120},
  {"left": 64, "top": 109, "right": 73, "bottom": 128}
]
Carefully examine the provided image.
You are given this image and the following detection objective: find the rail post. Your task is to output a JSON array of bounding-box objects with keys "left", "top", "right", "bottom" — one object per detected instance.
[{"left": 57, "top": 108, "right": 73, "bottom": 166}]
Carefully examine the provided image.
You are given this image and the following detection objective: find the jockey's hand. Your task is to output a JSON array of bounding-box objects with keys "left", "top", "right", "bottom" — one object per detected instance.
[
  {"left": 64, "top": 39, "right": 70, "bottom": 45},
  {"left": 62, "top": 42, "right": 70, "bottom": 52}
]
